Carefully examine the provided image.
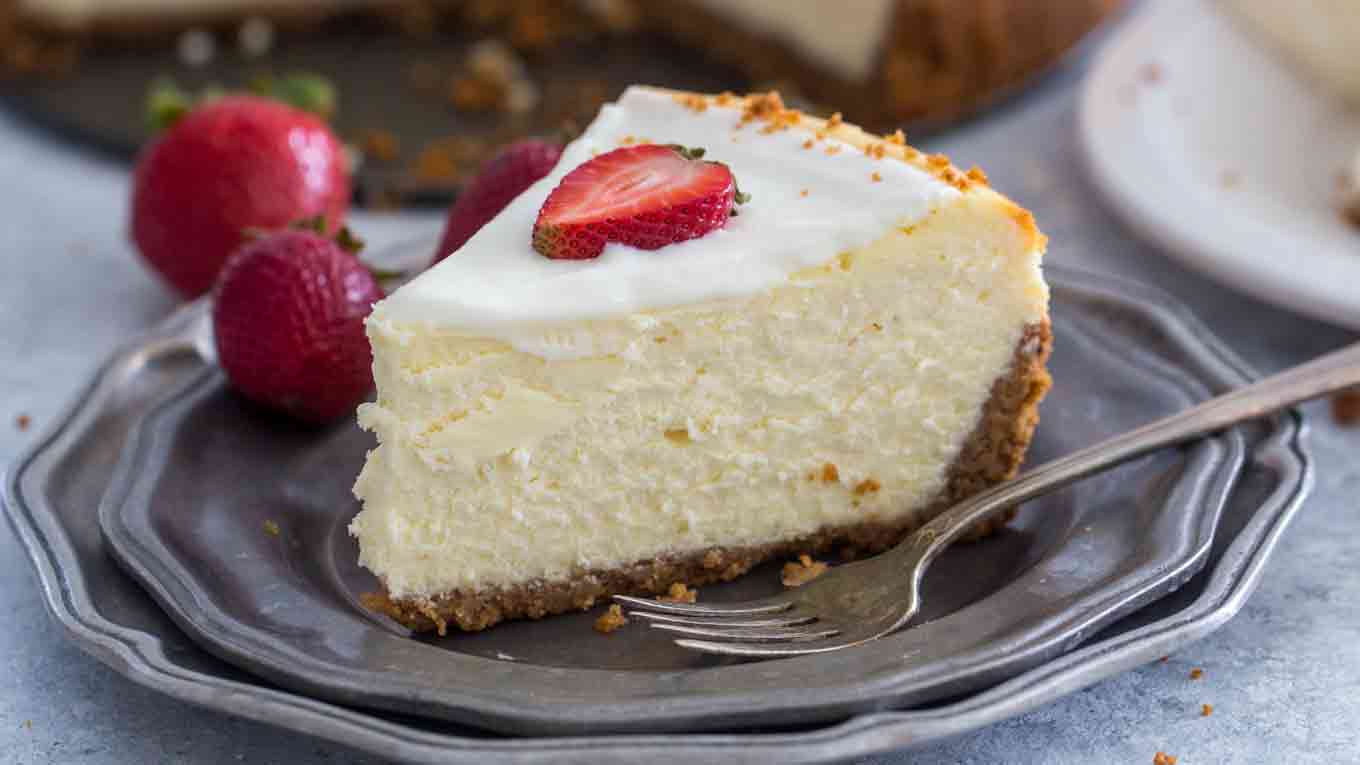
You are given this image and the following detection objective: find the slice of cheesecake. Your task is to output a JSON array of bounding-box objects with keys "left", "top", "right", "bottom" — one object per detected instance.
[{"left": 351, "top": 86, "right": 1051, "bottom": 634}]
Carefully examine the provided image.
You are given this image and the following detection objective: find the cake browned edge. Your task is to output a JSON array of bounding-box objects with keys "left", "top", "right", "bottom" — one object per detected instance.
[{"left": 362, "top": 319, "right": 1054, "bottom": 635}]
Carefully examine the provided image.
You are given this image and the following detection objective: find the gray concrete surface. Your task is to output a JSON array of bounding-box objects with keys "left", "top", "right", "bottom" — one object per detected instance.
[{"left": 2, "top": 17, "right": 1358, "bottom": 764}]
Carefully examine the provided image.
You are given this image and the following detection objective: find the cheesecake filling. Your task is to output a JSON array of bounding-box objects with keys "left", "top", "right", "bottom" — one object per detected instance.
[{"left": 352, "top": 191, "right": 1046, "bottom": 598}]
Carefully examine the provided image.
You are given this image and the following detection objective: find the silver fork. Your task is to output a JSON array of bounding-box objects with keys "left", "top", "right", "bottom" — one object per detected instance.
[{"left": 617, "top": 341, "right": 1360, "bottom": 658}]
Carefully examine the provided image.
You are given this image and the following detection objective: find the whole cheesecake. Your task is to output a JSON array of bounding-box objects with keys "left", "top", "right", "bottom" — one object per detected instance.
[
  {"left": 15, "top": 0, "right": 1118, "bottom": 127},
  {"left": 351, "top": 86, "right": 1052, "bottom": 634}
]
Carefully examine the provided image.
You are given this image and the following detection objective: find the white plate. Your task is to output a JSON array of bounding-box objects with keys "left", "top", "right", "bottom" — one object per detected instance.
[{"left": 1080, "top": 0, "right": 1360, "bottom": 331}]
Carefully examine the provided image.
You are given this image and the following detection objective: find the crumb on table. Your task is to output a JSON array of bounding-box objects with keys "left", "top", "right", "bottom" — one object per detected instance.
[
  {"left": 781, "top": 554, "right": 829, "bottom": 588},
  {"left": 1201, "top": 703, "right": 1213, "bottom": 717},
  {"left": 1153, "top": 752, "right": 1178, "bottom": 765},
  {"left": 1333, "top": 389, "right": 1360, "bottom": 425},
  {"left": 15, "top": 414, "right": 30, "bottom": 431},
  {"left": 594, "top": 604, "right": 628, "bottom": 634},
  {"left": 263, "top": 520, "right": 280, "bottom": 537},
  {"left": 657, "top": 582, "right": 697, "bottom": 603},
  {"left": 1190, "top": 668, "right": 1203, "bottom": 680},
  {"left": 360, "top": 129, "right": 401, "bottom": 162}
]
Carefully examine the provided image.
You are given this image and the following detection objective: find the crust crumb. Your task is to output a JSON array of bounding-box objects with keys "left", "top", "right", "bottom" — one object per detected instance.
[
  {"left": 417, "top": 601, "right": 448, "bottom": 637},
  {"left": 1190, "top": 668, "right": 1204, "bottom": 680},
  {"left": 871, "top": 171, "right": 883, "bottom": 183},
  {"left": 594, "top": 604, "right": 629, "bottom": 633},
  {"left": 781, "top": 554, "right": 829, "bottom": 587},
  {"left": 865, "top": 142, "right": 886, "bottom": 159},
  {"left": 827, "top": 112, "right": 843, "bottom": 128},
  {"left": 1201, "top": 703, "right": 1213, "bottom": 717},
  {"left": 15, "top": 414, "right": 30, "bottom": 431},
  {"left": 853, "top": 478, "right": 881, "bottom": 496},
  {"left": 800, "top": 189, "right": 810, "bottom": 197},
  {"left": 1332, "top": 389, "right": 1360, "bottom": 425},
  {"left": 824, "top": 145, "right": 842, "bottom": 156},
  {"left": 802, "top": 139, "right": 815, "bottom": 149},
  {"left": 714, "top": 91, "right": 737, "bottom": 107},
  {"left": 820, "top": 463, "right": 840, "bottom": 483},
  {"left": 885, "top": 129, "right": 906, "bottom": 145},
  {"left": 360, "top": 129, "right": 400, "bottom": 162},
  {"left": 658, "top": 582, "right": 697, "bottom": 603},
  {"left": 966, "top": 166, "right": 989, "bottom": 185},
  {"left": 1153, "top": 752, "right": 1177, "bottom": 765}
]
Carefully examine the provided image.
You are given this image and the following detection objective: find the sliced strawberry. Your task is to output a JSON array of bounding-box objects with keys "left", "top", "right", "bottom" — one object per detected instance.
[{"left": 532, "top": 145, "right": 742, "bottom": 260}]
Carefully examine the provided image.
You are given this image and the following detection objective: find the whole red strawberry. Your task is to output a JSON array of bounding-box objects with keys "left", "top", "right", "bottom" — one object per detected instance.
[
  {"left": 532, "top": 144, "right": 745, "bottom": 260},
  {"left": 433, "top": 139, "right": 562, "bottom": 265},
  {"left": 212, "top": 226, "right": 382, "bottom": 424},
  {"left": 132, "top": 95, "right": 350, "bottom": 298}
]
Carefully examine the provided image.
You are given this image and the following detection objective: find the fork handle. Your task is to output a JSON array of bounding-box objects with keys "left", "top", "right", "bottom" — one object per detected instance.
[{"left": 898, "top": 340, "right": 1360, "bottom": 565}]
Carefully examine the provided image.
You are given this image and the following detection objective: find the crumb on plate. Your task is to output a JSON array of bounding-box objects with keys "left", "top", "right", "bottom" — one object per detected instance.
[
  {"left": 657, "top": 582, "right": 697, "bottom": 603},
  {"left": 782, "top": 554, "right": 829, "bottom": 587},
  {"left": 594, "top": 604, "right": 628, "bottom": 634}
]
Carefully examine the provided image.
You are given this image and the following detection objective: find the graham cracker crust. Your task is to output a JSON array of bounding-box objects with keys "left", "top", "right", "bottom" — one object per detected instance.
[
  {"left": 639, "top": 0, "right": 1120, "bottom": 127},
  {"left": 365, "top": 320, "right": 1054, "bottom": 635}
]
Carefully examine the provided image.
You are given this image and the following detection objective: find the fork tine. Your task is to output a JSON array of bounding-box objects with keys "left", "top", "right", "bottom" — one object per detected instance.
[
  {"left": 648, "top": 623, "right": 840, "bottom": 642},
  {"left": 612, "top": 594, "right": 794, "bottom": 617},
  {"left": 674, "top": 634, "right": 872, "bottom": 657},
  {"left": 630, "top": 611, "right": 816, "bottom": 628}
]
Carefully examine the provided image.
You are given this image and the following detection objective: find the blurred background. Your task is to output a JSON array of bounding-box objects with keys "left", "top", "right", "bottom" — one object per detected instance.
[{"left": 0, "top": 0, "right": 1121, "bottom": 207}]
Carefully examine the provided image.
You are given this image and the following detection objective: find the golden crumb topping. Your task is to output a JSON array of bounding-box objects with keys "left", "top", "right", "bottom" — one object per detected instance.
[{"left": 673, "top": 93, "right": 709, "bottom": 113}]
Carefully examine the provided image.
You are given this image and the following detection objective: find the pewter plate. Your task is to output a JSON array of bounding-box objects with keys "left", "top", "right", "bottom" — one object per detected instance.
[{"left": 4, "top": 266, "right": 1311, "bottom": 761}]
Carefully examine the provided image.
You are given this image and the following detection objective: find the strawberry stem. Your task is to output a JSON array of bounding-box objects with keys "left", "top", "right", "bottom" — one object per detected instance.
[
  {"left": 144, "top": 72, "right": 336, "bottom": 134},
  {"left": 249, "top": 73, "right": 337, "bottom": 120},
  {"left": 666, "top": 144, "right": 707, "bottom": 161}
]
